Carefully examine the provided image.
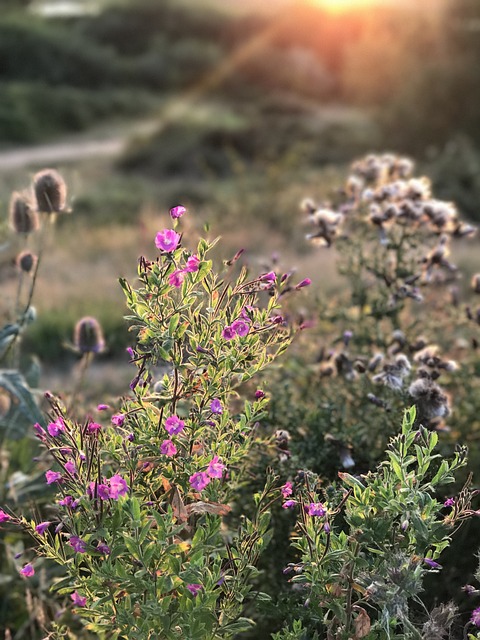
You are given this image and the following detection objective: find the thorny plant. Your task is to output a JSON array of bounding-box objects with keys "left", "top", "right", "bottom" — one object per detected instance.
[{"left": 275, "top": 407, "right": 479, "bottom": 640}]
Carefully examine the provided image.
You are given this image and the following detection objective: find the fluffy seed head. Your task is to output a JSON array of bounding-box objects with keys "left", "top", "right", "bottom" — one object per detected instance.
[
  {"left": 33, "top": 169, "right": 67, "bottom": 214},
  {"left": 73, "top": 317, "right": 105, "bottom": 354},
  {"left": 9, "top": 192, "right": 39, "bottom": 234}
]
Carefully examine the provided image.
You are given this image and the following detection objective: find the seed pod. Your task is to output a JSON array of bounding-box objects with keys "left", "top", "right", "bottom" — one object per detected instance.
[
  {"left": 73, "top": 317, "right": 105, "bottom": 354},
  {"left": 9, "top": 192, "right": 39, "bottom": 234},
  {"left": 33, "top": 169, "right": 67, "bottom": 214},
  {"left": 16, "top": 250, "right": 37, "bottom": 274}
]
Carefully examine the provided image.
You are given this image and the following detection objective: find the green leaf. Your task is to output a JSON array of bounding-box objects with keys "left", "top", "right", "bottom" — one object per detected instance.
[{"left": 0, "top": 370, "right": 45, "bottom": 440}]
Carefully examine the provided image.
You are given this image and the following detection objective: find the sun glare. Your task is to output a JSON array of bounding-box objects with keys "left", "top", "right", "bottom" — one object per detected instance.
[{"left": 306, "top": 0, "right": 387, "bottom": 13}]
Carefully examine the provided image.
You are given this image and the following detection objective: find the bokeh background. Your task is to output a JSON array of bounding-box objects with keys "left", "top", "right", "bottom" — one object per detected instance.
[{"left": 1, "top": 0, "right": 480, "bottom": 395}]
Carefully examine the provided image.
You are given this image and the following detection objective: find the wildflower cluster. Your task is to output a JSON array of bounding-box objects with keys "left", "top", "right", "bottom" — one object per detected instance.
[{"left": 2, "top": 205, "right": 304, "bottom": 639}]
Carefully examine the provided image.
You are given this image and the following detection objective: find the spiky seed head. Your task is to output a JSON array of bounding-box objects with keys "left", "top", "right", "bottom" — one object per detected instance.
[
  {"left": 9, "top": 192, "right": 39, "bottom": 234},
  {"left": 73, "top": 317, "right": 105, "bottom": 354},
  {"left": 16, "top": 250, "right": 37, "bottom": 274},
  {"left": 33, "top": 169, "right": 67, "bottom": 214}
]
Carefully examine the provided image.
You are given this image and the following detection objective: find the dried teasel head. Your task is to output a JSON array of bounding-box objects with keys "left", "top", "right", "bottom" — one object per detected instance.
[
  {"left": 73, "top": 317, "right": 105, "bottom": 354},
  {"left": 16, "top": 250, "right": 38, "bottom": 274},
  {"left": 9, "top": 191, "right": 39, "bottom": 234},
  {"left": 33, "top": 169, "right": 67, "bottom": 214}
]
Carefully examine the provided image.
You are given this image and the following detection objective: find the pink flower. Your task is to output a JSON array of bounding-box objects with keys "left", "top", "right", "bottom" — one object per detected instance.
[
  {"left": 222, "top": 325, "right": 235, "bottom": 340},
  {"left": 160, "top": 439, "right": 177, "bottom": 457},
  {"left": 189, "top": 472, "right": 211, "bottom": 491},
  {"left": 87, "top": 421, "right": 102, "bottom": 433},
  {"left": 295, "top": 278, "right": 312, "bottom": 289},
  {"left": 206, "top": 456, "right": 225, "bottom": 479},
  {"left": 170, "top": 205, "right": 186, "bottom": 219},
  {"left": 169, "top": 269, "right": 186, "bottom": 288},
  {"left": 47, "top": 418, "right": 65, "bottom": 437},
  {"left": 111, "top": 413, "right": 125, "bottom": 427},
  {"left": 259, "top": 271, "right": 276, "bottom": 287},
  {"left": 71, "top": 591, "right": 87, "bottom": 607},
  {"left": 210, "top": 399, "right": 223, "bottom": 414},
  {"left": 155, "top": 229, "right": 181, "bottom": 252},
  {"left": 88, "top": 481, "right": 110, "bottom": 501},
  {"left": 58, "top": 495, "right": 74, "bottom": 507},
  {"left": 20, "top": 563, "right": 34, "bottom": 577},
  {"left": 423, "top": 557, "right": 442, "bottom": 569},
  {"left": 471, "top": 606, "right": 480, "bottom": 628},
  {"left": 107, "top": 475, "right": 129, "bottom": 500},
  {"left": 255, "top": 390, "right": 265, "bottom": 399},
  {"left": 97, "top": 403, "right": 109, "bottom": 411},
  {"left": 64, "top": 460, "right": 76, "bottom": 476},
  {"left": 231, "top": 318, "right": 250, "bottom": 338},
  {"left": 35, "top": 521, "right": 51, "bottom": 535},
  {"left": 45, "top": 470, "right": 62, "bottom": 485},
  {"left": 281, "top": 482, "right": 293, "bottom": 498},
  {"left": 69, "top": 536, "right": 87, "bottom": 553},
  {"left": 282, "top": 500, "right": 297, "bottom": 509},
  {"left": 185, "top": 254, "right": 200, "bottom": 272},
  {"left": 306, "top": 502, "right": 326, "bottom": 517},
  {"left": 165, "top": 415, "right": 185, "bottom": 435},
  {"left": 186, "top": 583, "right": 202, "bottom": 597},
  {"left": 444, "top": 497, "right": 455, "bottom": 508},
  {"left": 0, "top": 509, "right": 11, "bottom": 523}
]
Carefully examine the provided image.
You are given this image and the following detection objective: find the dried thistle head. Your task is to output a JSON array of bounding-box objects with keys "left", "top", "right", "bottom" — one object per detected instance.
[
  {"left": 16, "top": 250, "right": 37, "bottom": 274},
  {"left": 408, "top": 377, "right": 450, "bottom": 419},
  {"left": 73, "top": 316, "right": 105, "bottom": 354},
  {"left": 33, "top": 169, "right": 67, "bottom": 214},
  {"left": 9, "top": 191, "right": 39, "bottom": 234}
]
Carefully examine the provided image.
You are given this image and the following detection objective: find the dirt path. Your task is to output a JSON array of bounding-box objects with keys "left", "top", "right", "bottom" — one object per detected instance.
[{"left": 0, "top": 119, "right": 159, "bottom": 172}]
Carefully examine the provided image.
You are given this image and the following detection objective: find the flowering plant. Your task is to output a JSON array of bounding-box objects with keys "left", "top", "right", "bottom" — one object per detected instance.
[{"left": 5, "top": 208, "right": 306, "bottom": 638}]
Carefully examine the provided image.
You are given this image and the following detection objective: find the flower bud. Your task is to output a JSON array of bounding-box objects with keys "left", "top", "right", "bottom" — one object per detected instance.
[
  {"left": 33, "top": 169, "right": 67, "bottom": 214},
  {"left": 16, "top": 250, "right": 37, "bottom": 274},
  {"left": 9, "top": 192, "right": 39, "bottom": 234},
  {"left": 73, "top": 317, "right": 105, "bottom": 354}
]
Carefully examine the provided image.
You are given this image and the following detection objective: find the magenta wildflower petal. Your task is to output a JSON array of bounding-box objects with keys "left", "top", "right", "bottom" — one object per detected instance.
[
  {"left": 222, "top": 325, "right": 235, "bottom": 340},
  {"left": 160, "top": 439, "right": 177, "bottom": 457},
  {"left": 260, "top": 271, "right": 276, "bottom": 284},
  {"left": 206, "top": 455, "right": 225, "bottom": 479},
  {"left": 69, "top": 536, "right": 87, "bottom": 553},
  {"left": 97, "top": 403, "right": 109, "bottom": 411},
  {"left": 255, "top": 389, "right": 266, "bottom": 399},
  {"left": 169, "top": 269, "right": 186, "bottom": 288},
  {"left": 96, "top": 542, "right": 111, "bottom": 555},
  {"left": 88, "top": 481, "right": 110, "bottom": 501},
  {"left": 444, "top": 497, "right": 455, "bottom": 508},
  {"left": 281, "top": 482, "right": 293, "bottom": 499},
  {"left": 58, "top": 495, "right": 74, "bottom": 507},
  {"left": 231, "top": 318, "right": 250, "bottom": 337},
  {"left": 111, "top": 413, "right": 125, "bottom": 427},
  {"left": 0, "top": 509, "right": 11, "bottom": 523},
  {"left": 47, "top": 418, "right": 66, "bottom": 437},
  {"left": 306, "top": 502, "right": 326, "bottom": 517},
  {"left": 189, "top": 472, "right": 211, "bottom": 491},
  {"left": 64, "top": 460, "right": 76, "bottom": 476},
  {"left": 186, "top": 583, "right": 202, "bottom": 597},
  {"left": 471, "top": 606, "right": 480, "bottom": 627},
  {"left": 210, "top": 398, "right": 223, "bottom": 415},
  {"left": 155, "top": 229, "right": 181, "bottom": 252},
  {"left": 35, "top": 521, "right": 51, "bottom": 535},
  {"left": 71, "top": 591, "right": 87, "bottom": 607},
  {"left": 282, "top": 500, "right": 297, "bottom": 509},
  {"left": 20, "top": 563, "right": 34, "bottom": 577},
  {"left": 33, "top": 423, "right": 46, "bottom": 438},
  {"left": 165, "top": 415, "right": 185, "bottom": 435},
  {"left": 45, "top": 470, "right": 62, "bottom": 485},
  {"left": 423, "top": 557, "right": 442, "bottom": 569},
  {"left": 185, "top": 254, "right": 200, "bottom": 272},
  {"left": 87, "top": 421, "right": 102, "bottom": 433},
  {"left": 170, "top": 205, "right": 186, "bottom": 219},
  {"left": 108, "top": 475, "right": 129, "bottom": 500},
  {"left": 295, "top": 278, "right": 312, "bottom": 289}
]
